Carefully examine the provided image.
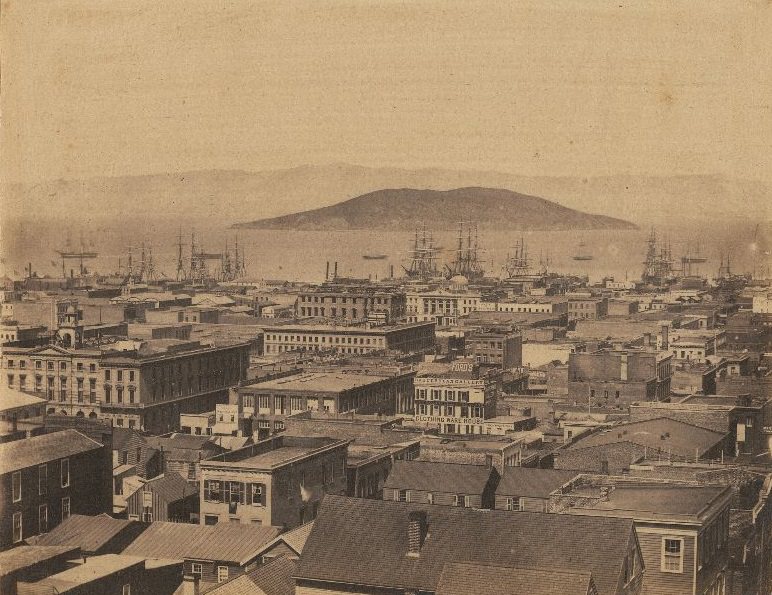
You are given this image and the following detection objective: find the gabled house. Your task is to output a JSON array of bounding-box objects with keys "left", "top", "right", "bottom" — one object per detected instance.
[
  {"left": 121, "top": 521, "right": 281, "bottom": 588},
  {"left": 126, "top": 472, "right": 199, "bottom": 523},
  {"left": 494, "top": 468, "right": 579, "bottom": 513},
  {"left": 294, "top": 495, "right": 644, "bottom": 595},
  {"left": 382, "top": 460, "right": 499, "bottom": 509}
]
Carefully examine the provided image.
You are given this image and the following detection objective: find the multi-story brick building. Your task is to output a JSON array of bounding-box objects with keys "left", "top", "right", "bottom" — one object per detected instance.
[
  {"left": 2, "top": 337, "right": 250, "bottom": 434},
  {"left": 237, "top": 368, "right": 416, "bottom": 435},
  {"left": 199, "top": 435, "right": 348, "bottom": 529},
  {"left": 411, "top": 360, "right": 500, "bottom": 435},
  {"left": 568, "top": 296, "right": 609, "bottom": 321},
  {"left": 296, "top": 286, "right": 406, "bottom": 323},
  {"left": 405, "top": 289, "right": 481, "bottom": 325},
  {"left": 495, "top": 297, "right": 568, "bottom": 315},
  {"left": 262, "top": 321, "right": 435, "bottom": 356},
  {"left": 568, "top": 348, "right": 672, "bottom": 405},
  {"left": 465, "top": 329, "right": 522, "bottom": 369},
  {"left": 0, "top": 429, "right": 112, "bottom": 549}
]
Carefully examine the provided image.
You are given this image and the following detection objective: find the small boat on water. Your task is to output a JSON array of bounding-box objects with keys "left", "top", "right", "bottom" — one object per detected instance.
[
  {"left": 362, "top": 253, "right": 387, "bottom": 260},
  {"left": 572, "top": 240, "right": 593, "bottom": 261}
]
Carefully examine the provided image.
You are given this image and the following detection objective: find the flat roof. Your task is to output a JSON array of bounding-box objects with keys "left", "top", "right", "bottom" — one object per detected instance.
[
  {"left": 264, "top": 321, "right": 434, "bottom": 333},
  {"left": 243, "top": 372, "right": 391, "bottom": 393},
  {"left": 569, "top": 484, "right": 730, "bottom": 519},
  {"left": 204, "top": 436, "right": 347, "bottom": 470}
]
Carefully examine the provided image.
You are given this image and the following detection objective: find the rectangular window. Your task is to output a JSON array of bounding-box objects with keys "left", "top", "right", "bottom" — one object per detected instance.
[
  {"left": 105, "top": 386, "right": 111, "bottom": 403},
  {"left": 464, "top": 495, "right": 472, "bottom": 508},
  {"left": 427, "top": 492, "right": 434, "bottom": 505},
  {"left": 204, "top": 480, "right": 222, "bottom": 502},
  {"left": 38, "top": 464, "right": 47, "bottom": 495},
  {"left": 13, "top": 512, "right": 22, "bottom": 543},
  {"left": 122, "top": 585, "right": 131, "bottom": 595},
  {"left": 250, "top": 483, "right": 266, "bottom": 506},
  {"left": 39, "top": 504, "right": 48, "bottom": 533},
  {"left": 191, "top": 563, "right": 203, "bottom": 576},
  {"left": 217, "top": 566, "right": 229, "bottom": 583},
  {"left": 662, "top": 537, "right": 684, "bottom": 573},
  {"left": 62, "top": 497, "right": 71, "bottom": 520},
  {"left": 12, "top": 471, "right": 21, "bottom": 502},
  {"left": 61, "top": 458, "right": 70, "bottom": 487}
]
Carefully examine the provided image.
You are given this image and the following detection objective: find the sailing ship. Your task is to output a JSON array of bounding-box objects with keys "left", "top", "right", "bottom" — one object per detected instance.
[
  {"left": 402, "top": 224, "right": 440, "bottom": 280},
  {"left": 503, "top": 236, "right": 531, "bottom": 278},
  {"left": 445, "top": 220, "right": 485, "bottom": 280}
]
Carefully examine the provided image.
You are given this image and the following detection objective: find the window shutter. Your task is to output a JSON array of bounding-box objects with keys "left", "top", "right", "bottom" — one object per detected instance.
[{"left": 259, "top": 483, "right": 266, "bottom": 506}]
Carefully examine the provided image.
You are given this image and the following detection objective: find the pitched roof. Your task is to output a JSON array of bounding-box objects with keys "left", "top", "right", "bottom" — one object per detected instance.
[
  {"left": 209, "top": 556, "right": 297, "bottom": 595},
  {"left": 0, "top": 545, "right": 80, "bottom": 576},
  {"left": 30, "top": 515, "right": 145, "bottom": 555},
  {"left": 568, "top": 417, "right": 727, "bottom": 459},
  {"left": 0, "top": 387, "right": 47, "bottom": 411},
  {"left": 30, "top": 554, "right": 148, "bottom": 590},
  {"left": 436, "top": 563, "right": 594, "bottom": 595},
  {"left": 295, "top": 495, "right": 634, "bottom": 595},
  {"left": 111, "top": 427, "right": 145, "bottom": 451},
  {"left": 126, "top": 472, "right": 197, "bottom": 502},
  {"left": 383, "top": 460, "right": 494, "bottom": 494},
  {"left": 495, "top": 469, "right": 580, "bottom": 498},
  {"left": 0, "top": 430, "right": 102, "bottom": 474},
  {"left": 256, "top": 522, "right": 315, "bottom": 558},
  {"left": 122, "top": 521, "right": 280, "bottom": 565}
]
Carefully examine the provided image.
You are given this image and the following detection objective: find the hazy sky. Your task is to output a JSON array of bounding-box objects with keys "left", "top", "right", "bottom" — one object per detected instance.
[{"left": 2, "top": 0, "right": 770, "bottom": 185}]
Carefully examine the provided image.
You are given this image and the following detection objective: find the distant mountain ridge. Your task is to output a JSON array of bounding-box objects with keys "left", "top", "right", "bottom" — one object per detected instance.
[
  {"left": 2, "top": 163, "right": 767, "bottom": 225},
  {"left": 232, "top": 187, "right": 638, "bottom": 231}
]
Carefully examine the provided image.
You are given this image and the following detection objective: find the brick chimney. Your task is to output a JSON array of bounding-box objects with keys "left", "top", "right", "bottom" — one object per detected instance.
[
  {"left": 407, "top": 511, "right": 428, "bottom": 556},
  {"left": 180, "top": 575, "right": 200, "bottom": 595},
  {"left": 661, "top": 325, "right": 669, "bottom": 351}
]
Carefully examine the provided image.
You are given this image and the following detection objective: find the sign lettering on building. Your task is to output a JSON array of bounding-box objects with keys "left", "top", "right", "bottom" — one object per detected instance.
[{"left": 414, "top": 415, "right": 484, "bottom": 425}]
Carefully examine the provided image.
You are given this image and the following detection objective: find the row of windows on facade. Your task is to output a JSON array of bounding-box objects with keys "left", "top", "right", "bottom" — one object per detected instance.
[
  {"left": 416, "top": 389, "right": 472, "bottom": 401},
  {"left": 299, "top": 307, "right": 366, "bottom": 318},
  {"left": 300, "top": 295, "right": 393, "bottom": 304},
  {"left": 11, "top": 459, "right": 71, "bottom": 503},
  {"left": 190, "top": 562, "right": 231, "bottom": 583},
  {"left": 415, "top": 403, "right": 485, "bottom": 417},
  {"left": 202, "top": 466, "right": 338, "bottom": 504},
  {"left": 7, "top": 353, "right": 242, "bottom": 379},
  {"left": 248, "top": 392, "right": 385, "bottom": 414},
  {"left": 266, "top": 334, "right": 385, "bottom": 346},
  {"left": 393, "top": 489, "right": 482, "bottom": 508},
  {"left": 7, "top": 373, "right": 137, "bottom": 405},
  {"left": 11, "top": 498, "right": 70, "bottom": 543}
]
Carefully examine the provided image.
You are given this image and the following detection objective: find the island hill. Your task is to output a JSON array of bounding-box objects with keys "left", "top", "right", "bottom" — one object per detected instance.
[{"left": 232, "top": 187, "right": 638, "bottom": 231}]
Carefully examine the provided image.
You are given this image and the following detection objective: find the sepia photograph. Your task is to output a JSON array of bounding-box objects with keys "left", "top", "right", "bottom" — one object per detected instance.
[{"left": 0, "top": 1, "right": 770, "bottom": 593}]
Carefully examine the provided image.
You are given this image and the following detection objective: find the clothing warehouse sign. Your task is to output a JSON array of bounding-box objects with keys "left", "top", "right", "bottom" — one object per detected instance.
[{"left": 414, "top": 415, "right": 484, "bottom": 425}]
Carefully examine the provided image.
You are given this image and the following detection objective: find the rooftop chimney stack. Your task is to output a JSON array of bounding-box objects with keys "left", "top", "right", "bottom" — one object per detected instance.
[
  {"left": 407, "top": 510, "right": 428, "bottom": 556},
  {"left": 181, "top": 575, "right": 200, "bottom": 595},
  {"left": 661, "top": 325, "right": 669, "bottom": 351}
]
